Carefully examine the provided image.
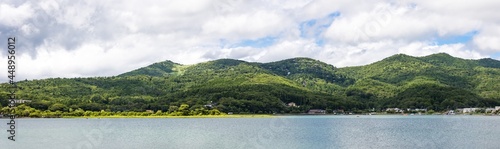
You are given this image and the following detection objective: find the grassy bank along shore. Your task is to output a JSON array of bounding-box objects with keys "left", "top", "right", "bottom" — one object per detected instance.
[{"left": 62, "top": 114, "right": 275, "bottom": 118}]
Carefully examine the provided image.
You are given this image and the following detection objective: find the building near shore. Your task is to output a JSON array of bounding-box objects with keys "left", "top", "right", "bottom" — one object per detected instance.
[
  {"left": 14, "top": 99, "right": 32, "bottom": 104},
  {"left": 385, "top": 108, "right": 403, "bottom": 113},
  {"left": 287, "top": 102, "right": 297, "bottom": 107},
  {"left": 485, "top": 108, "right": 496, "bottom": 113},
  {"left": 462, "top": 108, "right": 481, "bottom": 113},
  {"left": 308, "top": 109, "right": 326, "bottom": 114}
]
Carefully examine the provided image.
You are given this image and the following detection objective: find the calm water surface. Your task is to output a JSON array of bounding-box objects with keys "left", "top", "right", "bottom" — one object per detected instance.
[{"left": 1, "top": 115, "right": 500, "bottom": 149}]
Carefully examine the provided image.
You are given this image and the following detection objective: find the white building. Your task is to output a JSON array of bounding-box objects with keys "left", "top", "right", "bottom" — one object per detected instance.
[
  {"left": 414, "top": 108, "right": 427, "bottom": 112},
  {"left": 485, "top": 108, "right": 496, "bottom": 113},
  {"left": 386, "top": 108, "right": 403, "bottom": 113},
  {"left": 14, "top": 99, "right": 32, "bottom": 104},
  {"left": 462, "top": 108, "right": 481, "bottom": 113},
  {"left": 287, "top": 102, "right": 297, "bottom": 107}
]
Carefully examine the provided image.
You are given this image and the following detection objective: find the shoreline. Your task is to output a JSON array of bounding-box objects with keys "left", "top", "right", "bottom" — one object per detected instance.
[
  {"left": 61, "top": 114, "right": 275, "bottom": 119},
  {"left": 3, "top": 113, "right": 498, "bottom": 119}
]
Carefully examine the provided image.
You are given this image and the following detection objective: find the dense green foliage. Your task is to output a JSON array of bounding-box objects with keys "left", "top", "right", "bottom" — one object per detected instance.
[
  {"left": 337, "top": 53, "right": 500, "bottom": 110},
  {"left": 119, "top": 60, "right": 186, "bottom": 77},
  {"left": 0, "top": 104, "right": 223, "bottom": 118},
  {"left": 1, "top": 53, "right": 500, "bottom": 116}
]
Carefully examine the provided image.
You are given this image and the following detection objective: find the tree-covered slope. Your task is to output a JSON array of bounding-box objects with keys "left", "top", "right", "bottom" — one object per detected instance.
[
  {"left": 2, "top": 53, "right": 500, "bottom": 115},
  {"left": 260, "top": 58, "right": 351, "bottom": 84},
  {"left": 1, "top": 58, "right": 350, "bottom": 114},
  {"left": 119, "top": 60, "right": 187, "bottom": 77},
  {"left": 337, "top": 53, "right": 500, "bottom": 109}
]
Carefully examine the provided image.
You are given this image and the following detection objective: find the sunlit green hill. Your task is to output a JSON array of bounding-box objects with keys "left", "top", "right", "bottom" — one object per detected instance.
[{"left": 2, "top": 53, "right": 500, "bottom": 114}]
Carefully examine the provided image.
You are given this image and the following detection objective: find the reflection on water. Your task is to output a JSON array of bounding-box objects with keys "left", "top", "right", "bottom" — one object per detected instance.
[{"left": 1, "top": 115, "right": 500, "bottom": 149}]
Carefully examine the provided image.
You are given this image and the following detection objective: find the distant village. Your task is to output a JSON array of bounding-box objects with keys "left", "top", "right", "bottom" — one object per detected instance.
[
  {"left": 3, "top": 100, "right": 500, "bottom": 116},
  {"left": 285, "top": 102, "right": 500, "bottom": 115}
]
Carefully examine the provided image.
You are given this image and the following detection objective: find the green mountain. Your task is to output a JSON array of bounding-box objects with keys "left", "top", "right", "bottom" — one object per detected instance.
[
  {"left": 2, "top": 53, "right": 500, "bottom": 115},
  {"left": 337, "top": 53, "right": 500, "bottom": 109},
  {"left": 119, "top": 60, "right": 186, "bottom": 77}
]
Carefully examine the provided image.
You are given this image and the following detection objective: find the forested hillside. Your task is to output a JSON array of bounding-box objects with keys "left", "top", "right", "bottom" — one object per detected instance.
[
  {"left": 337, "top": 53, "right": 500, "bottom": 110},
  {"left": 2, "top": 53, "right": 500, "bottom": 116}
]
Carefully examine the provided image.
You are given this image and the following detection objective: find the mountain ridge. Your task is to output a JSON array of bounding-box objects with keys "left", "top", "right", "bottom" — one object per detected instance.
[
  {"left": 2, "top": 52, "right": 500, "bottom": 115},
  {"left": 120, "top": 53, "right": 500, "bottom": 78}
]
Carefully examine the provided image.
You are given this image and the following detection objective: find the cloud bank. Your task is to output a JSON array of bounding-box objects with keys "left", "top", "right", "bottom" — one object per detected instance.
[{"left": 0, "top": 0, "right": 499, "bottom": 81}]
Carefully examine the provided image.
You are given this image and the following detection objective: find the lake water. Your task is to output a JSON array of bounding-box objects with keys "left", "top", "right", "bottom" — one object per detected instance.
[{"left": 1, "top": 115, "right": 500, "bottom": 149}]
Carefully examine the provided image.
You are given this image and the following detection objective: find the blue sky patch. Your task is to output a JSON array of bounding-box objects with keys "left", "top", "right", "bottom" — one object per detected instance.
[
  {"left": 493, "top": 52, "right": 500, "bottom": 59},
  {"left": 299, "top": 12, "right": 340, "bottom": 37},
  {"left": 299, "top": 12, "right": 340, "bottom": 46},
  {"left": 316, "top": 39, "right": 325, "bottom": 46},
  {"left": 231, "top": 36, "right": 277, "bottom": 48},
  {"left": 222, "top": 12, "right": 340, "bottom": 48},
  {"left": 435, "top": 31, "right": 478, "bottom": 45}
]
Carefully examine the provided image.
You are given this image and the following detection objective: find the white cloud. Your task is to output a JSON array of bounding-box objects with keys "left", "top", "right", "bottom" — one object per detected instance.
[
  {"left": 0, "top": 0, "right": 499, "bottom": 82},
  {"left": 202, "top": 10, "right": 291, "bottom": 40},
  {"left": 473, "top": 25, "right": 500, "bottom": 52},
  {"left": 0, "top": 2, "right": 34, "bottom": 27},
  {"left": 323, "top": 2, "right": 483, "bottom": 43},
  {"left": 399, "top": 42, "right": 484, "bottom": 59}
]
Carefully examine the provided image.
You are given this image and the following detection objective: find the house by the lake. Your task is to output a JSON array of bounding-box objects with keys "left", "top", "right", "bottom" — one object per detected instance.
[
  {"left": 14, "top": 99, "right": 32, "bottom": 104},
  {"left": 462, "top": 108, "right": 481, "bottom": 113},
  {"left": 308, "top": 109, "right": 326, "bottom": 114},
  {"left": 385, "top": 108, "right": 403, "bottom": 113},
  {"left": 485, "top": 108, "right": 496, "bottom": 113},
  {"left": 204, "top": 101, "right": 217, "bottom": 109}
]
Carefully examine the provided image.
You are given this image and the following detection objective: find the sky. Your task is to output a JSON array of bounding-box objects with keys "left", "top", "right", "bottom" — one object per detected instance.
[{"left": 0, "top": 0, "right": 500, "bottom": 82}]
